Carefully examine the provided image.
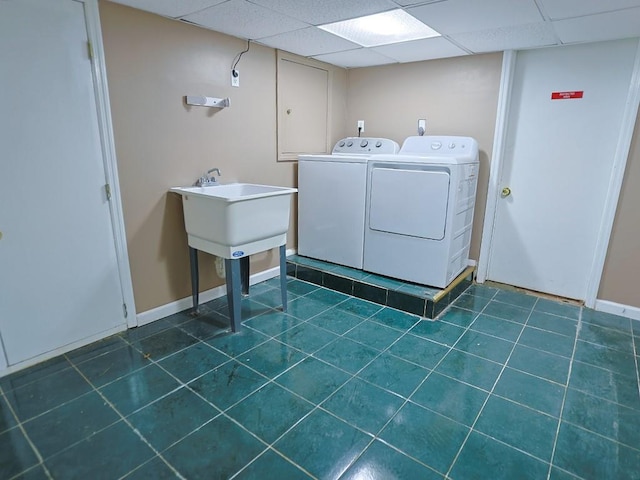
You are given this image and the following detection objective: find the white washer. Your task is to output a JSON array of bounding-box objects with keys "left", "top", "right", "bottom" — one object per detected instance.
[
  {"left": 363, "top": 136, "right": 479, "bottom": 287},
  {"left": 298, "top": 137, "right": 399, "bottom": 269}
]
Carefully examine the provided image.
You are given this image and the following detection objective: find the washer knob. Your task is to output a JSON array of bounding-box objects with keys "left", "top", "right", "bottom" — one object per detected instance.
[
  {"left": 338, "top": 141, "right": 345, "bottom": 147},
  {"left": 431, "top": 142, "right": 442, "bottom": 150},
  {"left": 449, "top": 143, "right": 456, "bottom": 149},
  {"left": 360, "top": 140, "right": 369, "bottom": 148},
  {"left": 346, "top": 141, "right": 353, "bottom": 147},
  {"left": 375, "top": 141, "right": 382, "bottom": 148}
]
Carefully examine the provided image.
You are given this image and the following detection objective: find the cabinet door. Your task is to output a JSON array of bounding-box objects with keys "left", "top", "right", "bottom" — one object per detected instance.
[{"left": 277, "top": 54, "right": 329, "bottom": 160}]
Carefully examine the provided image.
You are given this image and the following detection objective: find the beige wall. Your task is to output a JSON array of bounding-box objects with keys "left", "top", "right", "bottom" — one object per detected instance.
[
  {"left": 100, "top": 1, "right": 346, "bottom": 313},
  {"left": 599, "top": 113, "right": 640, "bottom": 308},
  {"left": 101, "top": 0, "right": 639, "bottom": 313},
  {"left": 346, "top": 53, "right": 503, "bottom": 260}
]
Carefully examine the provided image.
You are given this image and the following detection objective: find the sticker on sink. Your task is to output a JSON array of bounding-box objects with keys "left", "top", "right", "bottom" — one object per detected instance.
[{"left": 232, "top": 251, "right": 244, "bottom": 257}]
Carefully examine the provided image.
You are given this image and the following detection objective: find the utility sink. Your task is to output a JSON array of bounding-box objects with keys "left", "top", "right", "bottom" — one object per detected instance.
[{"left": 170, "top": 183, "right": 297, "bottom": 259}]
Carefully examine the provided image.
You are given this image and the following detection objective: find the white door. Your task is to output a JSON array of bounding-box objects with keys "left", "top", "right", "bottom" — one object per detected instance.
[
  {"left": 0, "top": 0, "right": 127, "bottom": 365},
  {"left": 487, "top": 40, "right": 638, "bottom": 300}
]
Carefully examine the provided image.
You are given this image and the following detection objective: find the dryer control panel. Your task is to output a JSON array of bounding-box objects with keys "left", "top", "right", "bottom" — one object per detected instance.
[
  {"left": 332, "top": 137, "right": 399, "bottom": 155},
  {"left": 400, "top": 136, "right": 478, "bottom": 160}
]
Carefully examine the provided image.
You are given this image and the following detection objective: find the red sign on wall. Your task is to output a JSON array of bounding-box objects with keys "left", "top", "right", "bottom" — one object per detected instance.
[{"left": 551, "top": 91, "right": 584, "bottom": 100}]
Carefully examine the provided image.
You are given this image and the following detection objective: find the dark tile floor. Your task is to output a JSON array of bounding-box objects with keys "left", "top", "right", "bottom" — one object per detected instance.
[{"left": 1, "top": 278, "right": 639, "bottom": 479}]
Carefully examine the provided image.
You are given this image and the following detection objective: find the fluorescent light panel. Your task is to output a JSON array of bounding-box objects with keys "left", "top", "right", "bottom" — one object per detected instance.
[{"left": 319, "top": 9, "right": 440, "bottom": 47}]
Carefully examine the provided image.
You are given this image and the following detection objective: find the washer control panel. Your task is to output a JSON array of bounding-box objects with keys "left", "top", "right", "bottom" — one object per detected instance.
[{"left": 333, "top": 137, "right": 399, "bottom": 155}]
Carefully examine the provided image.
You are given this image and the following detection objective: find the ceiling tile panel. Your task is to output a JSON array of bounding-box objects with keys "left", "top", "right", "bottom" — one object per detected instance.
[
  {"left": 552, "top": 7, "right": 640, "bottom": 44},
  {"left": 181, "top": 0, "right": 309, "bottom": 39},
  {"left": 109, "top": 0, "right": 640, "bottom": 68},
  {"left": 111, "top": 0, "right": 227, "bottom": 18},
  {"left": 408, "top": 0, "right": 544, "bottom": 35},
  {"left": 372, "top": 37, "right": 469, "bottom": 62},
  {"left": 449, "top": 22, "right": 558, "bottom": 53},
  {"left": 537, "top": 0, "right": 640, "bottom": 20},
  {"left": 248, "top": 0, "right": 398, "bottom": 25},
  {"left": 392, "top": 0, "right": 449, "bottom": 6},
  {"left": 256, "top": 27, "right": 360, "bottom": 57},
  {"left": 313, "top": 49, "right": 397, "bottom": 68}
]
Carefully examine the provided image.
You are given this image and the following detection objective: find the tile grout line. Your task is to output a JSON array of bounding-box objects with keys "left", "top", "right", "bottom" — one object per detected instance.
[
  {"left": 2, "top": 390, "right": 54, "bottom": 480},
  {"left": 545, "top": 305, "right": 583, "bottom": 480},
  {"left": 65, "top": 361, "right": 188, "bottom": 480},
  {"left": 134, "top": 297, "right": 351, "bottom": 479},
  {"left": 127, "top": 318, "right": 315, "bottom": 473},
  {"left": 632, "top": 319, "right": 640, "bottom": 409},
  {"left": 451, "top": 305, "right": 585, "bottom": 364},
  {"left": 231, "top": 298, "right": 445, "bottom": 478},
  {"left": 228, "top": 447, "right": 317, "bottom": 480},
  {"left": 73, "top": 361, "right": 186, "bottom": 480},
  {"left": 299, "top": 319, "right": 455, "bottom": 477},
  {"left": 18, "top": 336, "right": 228, "bottom": 474},
  {"left": 558, "top": 417, "right": 640, "bottom": 454},
  {"left": 8, "top": 279, "right": 631, "bottom": 479},
  {"left": 444, "top": 295, "right": 540, "bottom": 479},
  {"left": 334, "top": 290, "right": 500, "bottom": 478},
  {"left": 138, "top": 354, "right": 292, "bottom": 479}
]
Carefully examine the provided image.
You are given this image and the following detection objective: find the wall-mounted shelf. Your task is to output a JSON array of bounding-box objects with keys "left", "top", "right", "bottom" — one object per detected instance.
[{"left": 185, "top": 96, "right": 230, "bottom": 108}]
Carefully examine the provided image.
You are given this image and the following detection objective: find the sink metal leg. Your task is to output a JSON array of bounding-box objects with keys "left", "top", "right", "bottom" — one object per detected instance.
[
  {"left": 225, "top": 258, "right": 242, "bottom": 332},
  {"left": 189, "top": 247, "right": 199, "bottom": 314},
  {"left": 240, "top": 256, "right": 250, "bottom": 296},
  {"left": 279, "top": 244, "right": 288, "bottom": 312}
]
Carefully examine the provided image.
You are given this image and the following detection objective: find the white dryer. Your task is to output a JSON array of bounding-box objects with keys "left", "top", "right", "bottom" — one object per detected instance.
[
  {"left": 298, "top": 137, "right": 399, "bottom": 269},
  {"left": 363, "top": 136, "right": 479, "bottom": 287}
]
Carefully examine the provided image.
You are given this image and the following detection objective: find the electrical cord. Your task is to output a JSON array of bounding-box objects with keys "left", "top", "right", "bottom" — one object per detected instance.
[{"left": 232, "top": 39, "right": 251, "bottom": 73}]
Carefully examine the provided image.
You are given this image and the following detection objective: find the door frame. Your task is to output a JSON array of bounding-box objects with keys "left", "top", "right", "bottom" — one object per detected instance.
[
  {"left": 84, "top": 0, "right": 137, "bottom": 326},
  {"left": 0, "top": 339, "right": 6, "bottom": 371},
  {"left": 477, "top": 41, "right": 640, "bottom": 308}
]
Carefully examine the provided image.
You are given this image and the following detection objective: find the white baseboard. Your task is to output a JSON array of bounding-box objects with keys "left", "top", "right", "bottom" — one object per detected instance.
[
  {"left": 1, "top": 252, "right": 299, "bottom": 376},
  {"left": 594, "top": 299, "right": 640, "bottom": 322},
  {"left": 136, "top": 249, "right": 296, "bottom": 327}
]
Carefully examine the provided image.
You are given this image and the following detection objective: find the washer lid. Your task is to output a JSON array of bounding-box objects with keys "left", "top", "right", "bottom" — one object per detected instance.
[{"left": 368, "top": 167, "right": 449, "bottom": 240}]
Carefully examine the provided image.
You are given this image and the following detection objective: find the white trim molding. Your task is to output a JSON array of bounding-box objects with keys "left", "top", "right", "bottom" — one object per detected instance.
[
  {"left": 595, "top": 299, "right": 640, "bottom": 322},
  {"left": 0, "top": 334, "right": 7, "bottom": 371},
  {"left": 477, "top": 50, "right": 517, "bottom": 283},
  {"left": 137, "top": 249, "right": 296, "bottom": 326},
  {"left": 585, "top": 38, "right": 640, "bottom": 309},
  {"left": 84, "top": 0, "right": 138, "bottom": 327}
]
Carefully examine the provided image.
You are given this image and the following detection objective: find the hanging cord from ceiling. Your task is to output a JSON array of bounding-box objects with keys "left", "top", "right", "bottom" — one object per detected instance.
[{"left": 232, "top": 39, "right": 251, "bottom": 75}]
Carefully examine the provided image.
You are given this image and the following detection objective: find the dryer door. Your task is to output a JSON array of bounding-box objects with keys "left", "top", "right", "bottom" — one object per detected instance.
[{"left": 368, "top": 166, "right": 450, "bottom": 240}]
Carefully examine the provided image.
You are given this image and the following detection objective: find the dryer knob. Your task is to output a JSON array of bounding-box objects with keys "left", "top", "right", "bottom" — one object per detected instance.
[
  {"left": 375, "top": 141, "right": 382, "bottom": 148},
  {"left": 339, "top": 141, "right": 345, "bottom": 147},
  {"left": 431, "top": 142, "right": 442, "bottom": 150},
  {"left": 346, "top": 141, "right": 353, "bottom": 147},
  {"left": 449, "top": 143, "right": 456, "bottom": 149},
  {"left": 360, "top": 140, "right": 369, "bottom": 148}
]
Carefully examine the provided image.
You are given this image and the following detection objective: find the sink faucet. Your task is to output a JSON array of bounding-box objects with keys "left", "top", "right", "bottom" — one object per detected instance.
[{"left": 195, "top": 167, "right": 221, "bottom": 187}]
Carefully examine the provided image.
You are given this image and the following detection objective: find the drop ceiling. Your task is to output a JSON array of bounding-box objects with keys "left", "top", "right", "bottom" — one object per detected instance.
[{"left": 109, "top": 0, "right": 640, "bottom": 68}]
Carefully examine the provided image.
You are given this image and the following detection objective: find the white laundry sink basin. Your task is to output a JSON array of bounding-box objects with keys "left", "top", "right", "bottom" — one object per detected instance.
[{"left": 170, "top": 183, "right": 297, "bottom": 258}]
